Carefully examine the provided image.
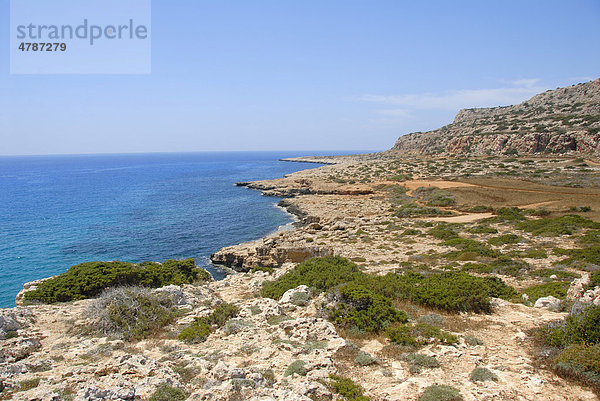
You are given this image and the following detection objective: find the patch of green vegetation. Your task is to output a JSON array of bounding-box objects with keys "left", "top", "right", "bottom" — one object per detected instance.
[
  {"left": 463, "top": 257, "right": 529, "bottom": 277},
  {"left": 429, "top": 224, "right": 460, "bottom": 240},
  {"left": 413, "top": 186, "right": 457, "bottom": 207},
  {"left": 522, "top": 281, "right": 570, "bottom": 303},
  {"left": 328, "top": 374, "right": 370, "bottom": 401},
  {"left": 24, "top": 259, "right": 209, "bottom": 303},
  {"left": 532, "top": 269, "right": 579, "bottom": 280},
  {"left": 470, "top": 367, "right": 498, "bottom": 382},
  {"left": 284, "top": 360, "right": 307, "bottom": 377},
  {"left": 149, "top": 383, "right": 186, "bottom": 401},
  {"left": 487, "top": 234, "right": 522, "bottom": 245},
  {"left": 261, "top": 256, "right": 362, "bottom": 300},
  {"left": 386, "top": 323, "right": 457, "bottom": 346},
  {"left": 403, "top": 353, "right": 440, "bottom": 374},
  {"left": 486, "top": 207, "right": 526, "bottom": 223},
  {"left": 18, "top": 378, "right": 41, "bottom": 391},
  {"left": 516, "top": 215, "right": 600, "bottom": 236},
  {"left": 534, "top": 305, "right": 600, "bottom": 392},
  {"left": 442, "top": 238, "right": 499, "bottom": 259},
  {"left": 89, "top": 286, "right": 177, "bottom": 341},
  {"left": 579, "top": 230, "right": 600, "bottom": 245},
  {"left": 394, "top": 202, "right": 451, "bottom": 218},
  {"left": 178, "top": 303, "right": 239, "bottom": 343},
  {"left": 508, "top": 248, "right": 548, "bottom": 259},
  {"left": 554, "top": 245, "right": 600, "bottom": 267},
  {"left": 402, "top": 229, "right": 422, "bottom": 236},
  {"left": 464, "top": 335, "right": 484, "bottom": 346},
  {"left": 418, "top": 385, "right": 463, "bottom": 401},
  {"left": 354, "top": 351, "right": 378, "bottom": 366},
  {"left": 468, "top": 225, "right": 498, "bottom": 234},
  {"left": 329, "top": 282, "right": 408, "bottom": 333},
  {"left": 591, "top": 271, "right": 600, "bottom": 287}
]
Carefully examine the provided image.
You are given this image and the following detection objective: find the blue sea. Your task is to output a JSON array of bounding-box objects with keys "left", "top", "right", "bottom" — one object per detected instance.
[{"left": 0, "top": 151, "right": 353, "bottom": 308}]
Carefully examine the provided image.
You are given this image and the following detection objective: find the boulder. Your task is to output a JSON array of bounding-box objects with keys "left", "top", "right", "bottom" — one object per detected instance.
[{"left": 534, "top": 296, "right": 562, "bottom": 310}]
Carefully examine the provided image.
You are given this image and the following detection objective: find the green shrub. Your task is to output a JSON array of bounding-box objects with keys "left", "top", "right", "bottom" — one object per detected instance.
[
  {"left": 394, "top": 202, "right": 450, "bottom": 218},
  {"left": 509, "top": 248, "right": 548, "bottom": 259},
  {"left": 417, "top": 313, "right": 445, "bottom": 327},
  {"left": 410, "top": 272, "right": 512, "bottom": 313},
  {"left": 580, "top": 230, "right": 600, "bottom": 245},
  {"left": 404, "top": 353, "right": 440, "bottom": 369},
  {"left": 488, "top": 234, "right": 522, "bottom": 245},
  {"left": 464, "top": 335, "right": 484, "bottom": 346},
  {"left": 328, "top": 374, "right": 370, "bottom": 401},
  {"left": 19, "top": 378, "right": 41, "bottom": 391},
  {"left": 386, "top": 323, "right": 457, "bottom": 346},
  {"left": 522, "top": 282, "right": 570, "bottom": 303},
  {"left": 88, "top": 286, "right": 177, "bottom": 341},
  {"left": 419, "top": 385, "right": 463, "bottom": 401},
  {"left": 329, "top": 283, "right": 408, "bottom": 333},
  {"left": 149, "top": 383, "right": 186, "bottom": 401},
  {"left": 354, "top": 351, "right": 378, "bottom": 366},
  {"left": 442, "top": 238, "right": 499, "bottom": 259},
  {"left": 178, "top": 302, "right": 239, "bottom": 343},
  {"left": 284, "top": 360, "right": 307, "bottom": 377},
  {"left": 468, "top": 225, "right": 498, "bottom": 234},
  {"left": 554, "top": 344, "right": 600, "bottom": 390},
  {"left": 402, "top": 228, "right": 422, "bottom": 236},
  {"left": 24, "top": 259, "right": 208, "bottom": 303},
  {"left": 591, "top": 271, "right": 600, "bottom": 287},
  {"left": 413, "top": 187, "right": 457, "bottom": 207},
  {"left": 429, "top": 224, "right": 460, "bottom": 240},
  {"left": 516, "top": 215, "right": 600, "bottom": 236},
  {"left": 554, "top": 245, "right": 600, "bottom": 267},
  {"left": 178, "top": 318, "right": 211, "bottom": 343},
  {"left": 261, "top": 257, "right": 363, "bottom": 300},
  {"left": 486, "top": 207, "right": 525, "bottom": 223},
  {"left": 470, "top": 367, "right": 498, "bottom": 382},
  {"left": 531, "top": 269, "right": 579, "bottom": 280}
]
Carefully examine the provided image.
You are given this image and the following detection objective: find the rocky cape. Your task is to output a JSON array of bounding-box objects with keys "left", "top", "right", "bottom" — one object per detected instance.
[{"left": 392, "top": 79, "right": 600, "bottom": 158}]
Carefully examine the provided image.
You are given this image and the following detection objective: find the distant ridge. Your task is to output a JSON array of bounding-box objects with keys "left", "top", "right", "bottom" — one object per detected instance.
[{"left": 392, "top": 79, "right": 600, "bottom": 158}]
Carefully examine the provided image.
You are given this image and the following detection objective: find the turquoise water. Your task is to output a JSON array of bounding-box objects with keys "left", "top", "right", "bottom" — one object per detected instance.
[{"left": 0, "top": 151, "right": 348, "bottom": 307}]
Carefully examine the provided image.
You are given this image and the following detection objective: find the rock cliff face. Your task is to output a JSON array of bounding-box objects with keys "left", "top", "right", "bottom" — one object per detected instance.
[{"left": 393, "top": 79, "right": 600, "bottom": 157}]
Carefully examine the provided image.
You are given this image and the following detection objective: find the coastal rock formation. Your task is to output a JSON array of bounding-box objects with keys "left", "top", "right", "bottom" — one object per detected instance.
[{"left": 393, "top": 79, "right": 600, "bottom": 157}]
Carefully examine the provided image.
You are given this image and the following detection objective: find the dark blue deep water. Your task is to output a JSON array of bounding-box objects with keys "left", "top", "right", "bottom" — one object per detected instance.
[{"left": 0, "top": 151, "right": 349, "bottom": 307}]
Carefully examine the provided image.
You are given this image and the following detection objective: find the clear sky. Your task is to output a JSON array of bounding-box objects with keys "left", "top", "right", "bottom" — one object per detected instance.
[{"left": 1, "top": 0, "right": 599, "bottom": 156}]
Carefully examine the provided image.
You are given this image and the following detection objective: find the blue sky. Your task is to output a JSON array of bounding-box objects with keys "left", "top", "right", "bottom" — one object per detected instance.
[{"left": 1, "top": 0, "right": 599, "bottom": 155}]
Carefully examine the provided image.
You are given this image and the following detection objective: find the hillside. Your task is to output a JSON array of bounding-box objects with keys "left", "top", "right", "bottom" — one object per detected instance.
[{"left": 392, "top": 79, "right": 600, "bottom": 158}]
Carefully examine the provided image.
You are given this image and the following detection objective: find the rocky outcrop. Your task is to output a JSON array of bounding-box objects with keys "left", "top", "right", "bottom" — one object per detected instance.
[
  {"left": 210, "top": 237, "right": 333, "bottom": 272},
  {"left": 393, "top": 79, "right": 600, "bottom": 158}
]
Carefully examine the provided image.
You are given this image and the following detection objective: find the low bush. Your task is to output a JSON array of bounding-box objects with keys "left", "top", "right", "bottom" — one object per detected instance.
[
  {"left": 464, "top": 335, "right": 484, "bottom": 346},
  {"left": 470, "top": 367, "right": 498, "bottom": 382},
  {"left": 386, "top": 323, "right": 457, "bottom": 346},
  {"left": 534, "top": 305, "right": 600, "bottom": 392},
  {"left": 522, "top": 282, "right": 570, "bottom": 303},
  {"left": 178, "top": 302, "right": 239, "bottom": 343},
  {"left": 284, "top": 360, "right": 307, "bottom": 377},
  {"left": 487, "top": 234, "right": 522, "bottom": 245},
  {"left": 508, "top": 248, "right": 548, "bottom": 259},
  {"left": 329, "top": 283, "right": 408, "bottom": 333},
  {"left": 354, "top": 351, "right": 378, "bottom": 366},
  {"left": 516, "top": 215, "right": 600, "bottom": 236},
  {"left": 591, "top": 271, "right": 600, "bottom": 287},
  {"left": 413, "top": 187, "right": 457, "bottom": 207},
  {"left": 442, "top": 238, "right": 499, "bottom": 259},
  {"left": 429, "top": 224, "right": 460, "bottom": 240},
  {"left": 149, "top": 384, "right": 186, "bottom": 401},
  {"left": 486, "top": 207, "right": 526, "bottom": 223},
  {"left": 404, "top": 353, "right": 440, "bottom": 373},
  {"left": 394, "top": 202, "right": 450, "bottom": 218},
  {"left": 261, "top": 257, "right": 363, "bottom": 300},
  {"left": 532, "top": 269, "right": 579, "bottom": 280},
  {"left": 468, "top": 225, "right": 498, "bottom": 234},
  {"left": 88, "top": 286, "right": 177, "bottom": 341},
  {"left": 554, "top": 245, "right": 600, "bottom": 267},
  {"left": 418, "top": 385, "right": 463, "bottom": 401},
  {"left": 24, "top": 259, "right": 209, "bottom": 303},
  {"left": 328, "top": 374, "right": 370, "bottom": 401}
]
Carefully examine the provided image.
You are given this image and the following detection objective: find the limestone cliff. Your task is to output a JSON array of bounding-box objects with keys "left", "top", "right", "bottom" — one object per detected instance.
[{"left": 392, "top": 79, "right": 600, "bottom": 157}]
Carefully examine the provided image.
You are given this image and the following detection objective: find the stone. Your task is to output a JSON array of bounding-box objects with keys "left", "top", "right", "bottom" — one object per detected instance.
[{"left": 534, "top": 296, "right": 561, "bottom": 310}]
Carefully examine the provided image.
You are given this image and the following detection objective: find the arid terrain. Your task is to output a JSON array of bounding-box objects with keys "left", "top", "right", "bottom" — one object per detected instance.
[{"left": 2, "top": 80, "right": 600, "bottom": 401}]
